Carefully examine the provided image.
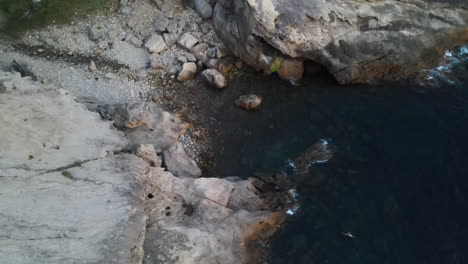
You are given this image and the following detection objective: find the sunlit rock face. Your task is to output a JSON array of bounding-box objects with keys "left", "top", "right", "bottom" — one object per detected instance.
[{"left": 213, "top": 0, "right": 468, "bottom": 84}]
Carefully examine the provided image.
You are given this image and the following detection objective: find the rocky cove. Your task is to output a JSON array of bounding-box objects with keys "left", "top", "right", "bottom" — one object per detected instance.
[{"left": 0, "top": 0, "right": 468, "bottom": 264}]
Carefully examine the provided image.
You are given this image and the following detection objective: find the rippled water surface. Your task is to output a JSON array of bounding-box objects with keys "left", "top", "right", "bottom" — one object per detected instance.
[{"left": 203, "top": 49, "right": 468, "bottom": 264}]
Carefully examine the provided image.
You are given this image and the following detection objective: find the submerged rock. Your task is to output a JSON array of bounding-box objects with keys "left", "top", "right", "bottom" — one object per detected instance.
[
  {"left": 235, "top": 94, "right": 262, "bottom": 110},
  {"left": 213, "top": 0, "right": 468, "bottom": 84}
]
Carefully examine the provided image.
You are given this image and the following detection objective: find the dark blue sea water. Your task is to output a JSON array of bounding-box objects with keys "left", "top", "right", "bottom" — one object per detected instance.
[{"left": 204, "top": 47, "right": 468, "bottom": 264}]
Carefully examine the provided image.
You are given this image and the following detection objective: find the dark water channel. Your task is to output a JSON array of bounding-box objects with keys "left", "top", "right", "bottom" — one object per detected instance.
[{"left": 201, "top": 49, "right": 468, "bottom": 264}]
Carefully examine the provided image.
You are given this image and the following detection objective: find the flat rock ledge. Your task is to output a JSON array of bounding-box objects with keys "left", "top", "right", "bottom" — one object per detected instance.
[{"left": 0, "top": 71, "right": 291, "bottom": 264}]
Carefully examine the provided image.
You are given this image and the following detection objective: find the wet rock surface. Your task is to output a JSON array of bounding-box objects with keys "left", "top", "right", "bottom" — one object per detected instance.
[{"left": 235, "top": 94, "right": 263, "bottom": 110}]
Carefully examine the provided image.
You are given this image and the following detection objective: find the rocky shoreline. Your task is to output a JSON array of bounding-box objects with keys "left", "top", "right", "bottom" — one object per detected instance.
[
  {"left": 0, "top": 69, "right": 295, "bottom": 263},
  {"left": 0, "top": 1, "right": 297, "bottom": 263},
  {"left": 1, "top": 0, "right": 467, "bottom": 263}
]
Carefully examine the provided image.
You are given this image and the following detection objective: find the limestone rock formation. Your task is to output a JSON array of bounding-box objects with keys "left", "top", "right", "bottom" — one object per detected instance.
[
  {"left": 0, "top": 70, "right": 294, "bottom": 264},
  {"left": 212, "top": 0, "right": 468, "bottom": 84},
  {"left": 0, "top": 71, "right": 147, "bottom": 264}
]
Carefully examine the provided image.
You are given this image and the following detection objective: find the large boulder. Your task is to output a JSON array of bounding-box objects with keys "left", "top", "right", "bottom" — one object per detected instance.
[{"left": 212, "top": 0, "right": 468, "bottom": 84}]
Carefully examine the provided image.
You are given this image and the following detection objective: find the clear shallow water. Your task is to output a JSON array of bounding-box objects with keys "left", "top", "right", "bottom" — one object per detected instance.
[{"left": 200, "top": 49, "right": 468, "bottom": 263}]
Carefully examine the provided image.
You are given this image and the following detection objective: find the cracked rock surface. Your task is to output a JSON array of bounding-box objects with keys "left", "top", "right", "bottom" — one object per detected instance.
[
  {"left": 0, "top": 71, "right": 293, "bottom": 263},
  {"left": 213, "top": 0, "right": 468, "bottom": 84},
  {"left": 0, "top": 71, "right": 149, "bottom": 264}
]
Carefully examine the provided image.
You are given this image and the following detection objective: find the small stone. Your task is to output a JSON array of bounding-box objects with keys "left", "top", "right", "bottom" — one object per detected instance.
[
  {"left": 177, "top": 56, "right": 188, "bottom": 63},
  {"left": 119, "top": 6, "right": 132, "bottom": 15},
  {"left": 128, "top": 36, "right": 143, "bottom": 47},
  {"left": 234, "top": 95, "right": 262, "bottom": 110},
  {"left": 277, "top": 58, "right": 304, "bottom": 82},
  {"left": 66, "top": 51, "right": 74, "bottom": 56},
  {"left": 208, "top": 47, "right": 230, "bottom": 59},
  {"left": 177, "top": 62, "right": 197, "bottom": 82},
  {"left": 218, "top": 58, "right": 235, "bottom": 75},
  {"left": 191, "top": 43, "right": 209, "bottom": 54},
  {"left": 37, "top": 48, "right": 45, "bottom": 53},
  {"left": 197, "top": 60, "right": 204, "bottom": 71},
  {"left": 89, "top": 25, "right": 107, "bottom": 41},
  {"left": 163, "top": 33, "right": 178, "bottom": 47},
  {"left": 193, "top": 0, "right": 213, "bottom": 18},
  {"left": 200, "top": 23, "right": 211, "bottom": 34},
  {"left": 163, "top": 142, "right": 201, "bottom": 178},
  {"left": 89, "top": 60, "right": 98, "bottom": 72},
  {"left": 166, "top": 60, "right": 182, "bottom": 75},
  {"left": 150, "top": 94, "right": 161, "bottom": 102},
  {"left": 184, "top": 53, "right": 197, "bottom": 62},
  {"left": 205, "top": 59, "right": 219, "bottom": 69},
  {"left": 167, "top": 23, "right": 180, "bottom": 34},
  {"left": 178, "top": 33, "right": 199, "bottom": 50},
  {"left": 201, "top": 69, "right": 228, "bottom": 88},
  {"left": 105, "top": 73, "right": 115, "bottom": 79},
  {"left": 154, "top": 14, "right": 169, "bottom": 32},
  {"left": 145, "top": 34, "right": 168, "bottom": 53}
]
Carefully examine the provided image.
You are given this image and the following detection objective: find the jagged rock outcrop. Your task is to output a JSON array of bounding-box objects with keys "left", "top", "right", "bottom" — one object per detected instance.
[
  {"left": 0, "top": 71, "right": 293, "bottom": 263},
  {"left": 212, "top": 0, "right": 468, "bottom": 84}
]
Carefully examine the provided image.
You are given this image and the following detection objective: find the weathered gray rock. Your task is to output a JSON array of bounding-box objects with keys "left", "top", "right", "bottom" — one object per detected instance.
[
  {"left": 166, "top": 59, "right": 183, "bottom": 75},
  {"left": 193, "top": 0, "right": 213, "bottom": 18},
  {"left": 88, "top": 25, "right": 107, "bottom": 41},
  {"left": 201, "top": 69, "right": 228, "bottom": 88},
  {"left": 163, "top": 142, "right": 202, "bottom": 178},
  {"left": 127, "top": 35, "right": 143, "bottom": 48},
  {"left": 163, "top": 33, "right": 179, "bottom": 47},
  {"left": 178, "top": 33, "right": 199, "bottom": 50},
  {"left": 0, "top": 71, "right": 150, "bottom": 264},
  {"left": 184, "top": 52, "right": 197, "bottom": 62},
  {"left": 208, "top": 46, "right": 231, "bottom": 59},
  {"left": 136, "top": 144, "right": 162, "bottom": 167},
  {"left": 213, "top": 0, "right": 468, "bottom": 84},
  {"left": 177, "top": 62, "right": 198, "bottom": 82},
  {"left": 145, "top": 34, "right": 168, "bottom": 53},
  {"left": 177, "top": 55, "right": 188, "bottom": 63},
  {"left": 154, "top": 14, "right": 169, "bottom": 32},
  {"left": 191, "top": 42, "right": 210, "bottom": 54},
  {"left": 0, "top": 71, "right": 294, "bottom": 264},
  {"left": 89, "top": 60, "right": 97, "bottom": 72},
  {"left": 143, "top": 167, "right": 290, "bottom": 264},
  {"left": 119, "top": 6, "right": 132, "bottom": 15}
]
